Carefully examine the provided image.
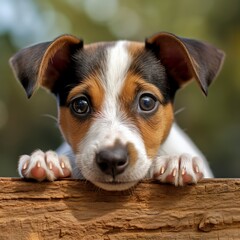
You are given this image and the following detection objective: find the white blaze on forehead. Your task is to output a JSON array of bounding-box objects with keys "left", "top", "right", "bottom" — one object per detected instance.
[
  {"left": 76, "top": 41, "right": 151, "bottom": 185},
  {"left": 100, "top": 41, "right": 132, "bottom": 120},
  {"left": 103, "top": 41, "right": 131, "bottom": 91}
]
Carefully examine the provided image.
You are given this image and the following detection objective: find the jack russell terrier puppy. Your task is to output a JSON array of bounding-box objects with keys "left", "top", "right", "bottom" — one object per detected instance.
[{"left": 10, "top": 32, "right": 225, "bottom": 191}]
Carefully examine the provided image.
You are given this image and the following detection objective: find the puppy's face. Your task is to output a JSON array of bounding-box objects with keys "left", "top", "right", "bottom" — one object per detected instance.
[
  {"left": 10, "top": 33, "right": 224, "bottom": 190},
  {"left": 59, "top": 42, "right": 174, "bottom": 190}
]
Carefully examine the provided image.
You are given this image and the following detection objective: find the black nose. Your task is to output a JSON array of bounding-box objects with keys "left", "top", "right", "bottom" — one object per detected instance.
[{"left": 96, "top": 145, "right": 129, "bottom": 177}]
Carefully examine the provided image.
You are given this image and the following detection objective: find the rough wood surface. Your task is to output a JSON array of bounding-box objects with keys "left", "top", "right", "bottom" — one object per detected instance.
[{"left": 0, "top": 178, "right": 240, "bottom": 240}]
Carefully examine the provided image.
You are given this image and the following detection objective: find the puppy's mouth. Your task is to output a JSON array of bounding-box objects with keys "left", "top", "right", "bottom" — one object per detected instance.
[{"left": 93, "top": 180, "right": 138, "bottom": 191}]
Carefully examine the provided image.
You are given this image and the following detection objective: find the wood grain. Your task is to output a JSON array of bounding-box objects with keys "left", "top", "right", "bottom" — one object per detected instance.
[{"left": 0, "top": 178, "right": 240, "bottom": 240}]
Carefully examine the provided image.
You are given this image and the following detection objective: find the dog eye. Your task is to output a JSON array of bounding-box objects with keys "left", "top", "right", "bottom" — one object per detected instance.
[
  {"left": 70, "top": 96, "right": 90, "bottom": 115},
  {"left": 138, "top": 93, "right": 158, "bottom": 112}
]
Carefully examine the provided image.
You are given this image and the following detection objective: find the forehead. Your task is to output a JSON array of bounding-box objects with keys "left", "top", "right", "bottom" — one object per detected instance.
[{"left": 57, "top": 41, "right": 170, "bottom": 105}]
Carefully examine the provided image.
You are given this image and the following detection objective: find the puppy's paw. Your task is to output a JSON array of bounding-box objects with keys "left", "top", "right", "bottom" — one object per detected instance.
[
  {"left": 150, "top": 153, "right": 204, "bottom": 186},
  {"left": 18, "top": 150, "right": 72, "bottom": 181}
]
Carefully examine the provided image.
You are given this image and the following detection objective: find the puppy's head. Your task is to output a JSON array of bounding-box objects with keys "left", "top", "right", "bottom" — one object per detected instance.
[{"left": 10, "top": 32, "right": 224, "bottom": 190}]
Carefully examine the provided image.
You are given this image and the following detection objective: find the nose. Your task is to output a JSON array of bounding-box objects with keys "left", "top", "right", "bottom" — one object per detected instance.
[{"left": 96, "top": 144, "right": 129, "bottom": 177}]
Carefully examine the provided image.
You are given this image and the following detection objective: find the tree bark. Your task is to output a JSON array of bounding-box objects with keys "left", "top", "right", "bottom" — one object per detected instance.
[{"left": 0, "top": 178, "right": 240, "bottom": 240}]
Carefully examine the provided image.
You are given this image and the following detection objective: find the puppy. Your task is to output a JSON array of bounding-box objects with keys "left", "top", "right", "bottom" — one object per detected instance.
[{"left": 10, "top": 32, "right": 224, "bottom": 191}]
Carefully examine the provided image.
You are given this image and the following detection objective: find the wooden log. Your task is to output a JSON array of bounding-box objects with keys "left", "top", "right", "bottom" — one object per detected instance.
[{"left": 0, "top": 178, "right": 240, "bottom": 240}]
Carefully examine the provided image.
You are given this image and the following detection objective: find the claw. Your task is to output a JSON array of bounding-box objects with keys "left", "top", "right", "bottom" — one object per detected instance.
[
  {"left": 172, "top": 168, "right": 177, "bottom": 177},
  {"left": 48, "top": 162, "right": 53, "bottom": 170},
  {"left": 160, "top": 166, "right": 165, "bottom": 175},
  {"left": 23, "top": 162, "right": 28, "bottom": 170},
  {"left": 195, "top": 166, "right": 199, "bottom": 173},
  {"left": 37, "top": 161, "right": 41, "bottom": 168}
]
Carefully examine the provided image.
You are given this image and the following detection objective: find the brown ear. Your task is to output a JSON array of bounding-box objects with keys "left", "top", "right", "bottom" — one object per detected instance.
[
  {"left": 145, "top": 32, "right": 225, "bottom": 95},
  {"left": 9, "top": 35, "right": 83, "bottom": 98}
]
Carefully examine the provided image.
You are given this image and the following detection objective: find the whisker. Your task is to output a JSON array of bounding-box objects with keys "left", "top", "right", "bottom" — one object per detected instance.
[
  {"left": 42, "top": 114, "right": 58, "bottom": 123},
  {"left": 174, "top": 107, "right": 185, "bottom": 116}
]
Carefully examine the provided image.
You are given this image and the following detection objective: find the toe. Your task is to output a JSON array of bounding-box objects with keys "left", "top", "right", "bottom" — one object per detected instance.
[
  {"left": 165, "top": 168, "right": 178, "bottom": 185},
  {"left": 30, "top": 161, "right": 46, "bottom": 180},
  {"left": 181, "top": 173, "right": 194, "bottom": 185},
  {"left": 18, "top": 155, "right": 30, "bottom": 177},
  {"left": 193, "top": 157, "right": 204, "bottom": 180},
  {"left": 59, "top": 156, "right": 72, "bottom": 178}
]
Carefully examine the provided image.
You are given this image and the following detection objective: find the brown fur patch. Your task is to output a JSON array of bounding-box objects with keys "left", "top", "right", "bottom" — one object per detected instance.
[
  {"left": 119, "top": 73, "right": 164, "bottom": 107},
  {"left": 60, "top": 75, "right": 104, "bottom": 152},
  {"left": 59, "top": 107, "right": 92, "bottom": 153},
  {"left": 127, "top": 142, "right": 138, "bottom": 166},
  {"left": 67, "top": 74, "right": 104, "bottom": 109},
  {"left": 120, "top": 73, "right": 174, "bottom": 159},
  {"left": 127, "top": 42, "right": 144, "bottom": 57},
  {"left": 39, "top": 35, "right": 81, "bottom": 90},
  {"left": 136, "top": 103, "right": 173, "bottom": 158}
]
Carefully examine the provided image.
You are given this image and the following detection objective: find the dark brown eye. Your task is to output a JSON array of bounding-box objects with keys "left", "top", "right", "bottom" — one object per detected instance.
[
  {"left": 70, "top": 96, "right": 90, "bottom": 116},
  {"left": 139, "top": 93, "right": 158, "bottom": 112}
]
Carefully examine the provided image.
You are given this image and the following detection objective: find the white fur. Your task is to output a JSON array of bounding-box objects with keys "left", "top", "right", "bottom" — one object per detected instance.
[
  {"left": 75, "top": 41, "right": 151, "bottom": 189},
  {"left": 74, "top": 42, "right": 213, "bottom": 189},
  {"left": 18, "top": 41, "right": 213, "bottom": 190}
]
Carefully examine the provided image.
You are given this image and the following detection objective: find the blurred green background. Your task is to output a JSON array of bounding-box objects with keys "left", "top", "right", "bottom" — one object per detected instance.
[{"left": 0, "top": 0, "right": 239, "bottom": 177}]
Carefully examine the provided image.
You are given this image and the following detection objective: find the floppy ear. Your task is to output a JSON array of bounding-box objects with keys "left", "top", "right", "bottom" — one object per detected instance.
[
  {"left": 145, "top": 32, "right": 225, "bottom": 95},
  {"left": 9, "top": 35, "right": 83, "bottom": 98}
]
